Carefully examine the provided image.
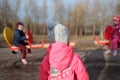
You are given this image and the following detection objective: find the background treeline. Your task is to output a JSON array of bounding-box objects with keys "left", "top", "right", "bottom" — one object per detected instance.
[{"left": 0, "top": 0, "right": 120, "bottom": 37}]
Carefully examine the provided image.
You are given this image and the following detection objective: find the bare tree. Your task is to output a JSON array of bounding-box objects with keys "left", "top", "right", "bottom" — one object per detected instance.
[
  {"left": 0, "top": 0, "right": 12, "bottom": 26},
  {"left": 98, "top": 1, "right": 107, "bottom": 39},
  {"left": 10, "top": 0, "right": 21, "bottom": 31},
  {"left": 115, "top": 0, "right": 120, "bottom": 14},
  {"left": 24, "top": 0, "right": 42, "bottom": 34},
  {"left": 92, "top": 0, "right": 101, "bottom": 37},
  {"left": 41, "top": 0, "right": 47, "bottom": 35},
  {"left": 52, "top": 0, "right": 66, "bottom": 24},
  {"left": 65, "top": 4, "right": 73, "bottom": 35},
  {"left": 70, "top": 0, "right": 88, "bottom": 36}
]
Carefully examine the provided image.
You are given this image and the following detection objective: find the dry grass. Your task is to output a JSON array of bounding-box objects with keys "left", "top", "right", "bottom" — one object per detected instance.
[{"left": 0, "top": 33, "right": 95, "bottom": 48}]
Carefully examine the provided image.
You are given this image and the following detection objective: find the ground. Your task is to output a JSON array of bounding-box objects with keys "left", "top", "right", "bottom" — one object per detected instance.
[{"left": 0, "top": 36, "right": 120, "bottom": 80}]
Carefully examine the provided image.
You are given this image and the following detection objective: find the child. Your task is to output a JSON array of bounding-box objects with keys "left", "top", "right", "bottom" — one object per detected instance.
[
  {"left": 112, "top": 15, "right": 120, "bottom": 56},
  {"left": 13, "top": 22, "right": 32, "bottom": 65},
  {"left": 40, "top": 24, "right": 89, "bottom": 80},
  {"left": 105, "top": 15, "right": 120, "bottom": 56},
  {"left": 104, "top": 25, "right": 113, "bottom": 54}
]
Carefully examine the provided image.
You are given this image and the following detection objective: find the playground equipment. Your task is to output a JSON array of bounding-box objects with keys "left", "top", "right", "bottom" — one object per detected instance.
[
  {"left": 3, "top": 27, "right": 76, "bottom": 53},
  {"left": 94, "top": 25, "right": 113, "bottom": 45},
  {"left": 94, "top": 37, "right": 110, "bottom": 45},
  {"left": 3, "top": 27, "right": 44, "bottom": 53},
  {"left": 94, "top": 15, "right": 120, "bottom": 45}
]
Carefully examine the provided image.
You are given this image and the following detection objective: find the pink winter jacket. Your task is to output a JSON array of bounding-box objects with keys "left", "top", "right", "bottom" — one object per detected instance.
[
  {"left": 40, "top": 42, "right": 89, "bottom": 80},
  {"left": 113, "top": 24, "right": 120, "bottom": 37}
]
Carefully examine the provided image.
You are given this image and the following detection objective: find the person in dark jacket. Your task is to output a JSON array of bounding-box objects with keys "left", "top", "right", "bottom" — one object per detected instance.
[{"left": 13, "top": 22, "right": 32, "bottom": 65}]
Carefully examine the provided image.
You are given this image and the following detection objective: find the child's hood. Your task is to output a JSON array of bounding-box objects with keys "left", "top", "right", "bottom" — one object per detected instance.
[{"left": 49, "top": 42, "right": 74, "bottom": 70}]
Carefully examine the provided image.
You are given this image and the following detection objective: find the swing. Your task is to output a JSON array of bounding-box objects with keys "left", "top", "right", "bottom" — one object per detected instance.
[
  {"left": 3, "top": 27, "right": 44, "bottom": 53},
  {"left": 94, "top": 37, "right": 110, "bottom": 45},
  {"left": 94, "top": 25, "right": 113, "bottom": 45},
  {"left": 3, "top": 27, "right": 76, "bottom": 54}
]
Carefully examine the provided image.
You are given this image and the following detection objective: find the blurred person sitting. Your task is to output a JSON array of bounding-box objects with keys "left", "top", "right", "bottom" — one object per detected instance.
[
  {"left": 104, "top": 15, "right": 120, "bottom": 56},
  {"left": 13, "top": 22, "right": 32, "bottom": 65}
]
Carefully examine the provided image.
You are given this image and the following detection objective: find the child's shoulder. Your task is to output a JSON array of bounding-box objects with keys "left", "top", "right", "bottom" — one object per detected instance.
[
  {"left": 71, "top": 53, "right": 82, "bottom": 64},
  {"left": 15, "top": 30, "right": 19, "bottom": 33},
  {"left": 73, "top": 53, "right": 81, "bottom": 59}
]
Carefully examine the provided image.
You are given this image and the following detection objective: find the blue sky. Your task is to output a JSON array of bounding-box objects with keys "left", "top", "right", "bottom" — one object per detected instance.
[
  {"left": 17, "top": 0, "right": 77, "bottom": 20},
  {"left": 15, "top": 0, "right": 119, "bottom": 21}
]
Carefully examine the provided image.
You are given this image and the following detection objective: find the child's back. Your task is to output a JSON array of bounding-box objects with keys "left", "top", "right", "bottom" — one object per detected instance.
[
  {"left": 40, "top": 23, "right": 89, "bottom": 80},
  {"left": 48, "top": 42, "right": 89, "bottom": 80}
]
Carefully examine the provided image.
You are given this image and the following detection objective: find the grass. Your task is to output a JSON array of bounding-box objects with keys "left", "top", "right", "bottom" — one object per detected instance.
[{"left": 0, "top": 33, "right": 95, "bottom": 48}]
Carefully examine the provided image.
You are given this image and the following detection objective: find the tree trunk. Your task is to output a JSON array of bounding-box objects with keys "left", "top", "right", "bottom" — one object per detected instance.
[{"left": 92, "top": 24, "right": 96, "bottom": 37}]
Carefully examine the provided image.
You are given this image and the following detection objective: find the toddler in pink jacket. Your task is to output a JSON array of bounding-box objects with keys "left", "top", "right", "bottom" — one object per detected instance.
[
  {"left": 40, "top": 23, "right": 89, "bottom": 80},
  {"left": 105, "top": 15, "right": 120, "bottom": 56}
]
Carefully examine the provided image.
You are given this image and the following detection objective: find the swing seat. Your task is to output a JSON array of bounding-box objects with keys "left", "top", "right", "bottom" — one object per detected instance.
[
  {"left": 3, "top": 27, "right": 44, "bottom": 52},
  {"left": 94, "top": 25, "right": 113, "bottom": 45},
  {"left": 94, "top": 37, "right": 110, "bottom": 45}
]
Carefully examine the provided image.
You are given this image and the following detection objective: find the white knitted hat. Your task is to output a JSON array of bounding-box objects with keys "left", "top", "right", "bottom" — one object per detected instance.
[{"left": 47, "top": 23, "right": 69, "bottom": 44}]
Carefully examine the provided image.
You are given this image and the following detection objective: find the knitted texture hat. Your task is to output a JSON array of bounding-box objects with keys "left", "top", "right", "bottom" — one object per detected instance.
[{"left": 47, "top": 23, "right": 69, "bottom": 44}]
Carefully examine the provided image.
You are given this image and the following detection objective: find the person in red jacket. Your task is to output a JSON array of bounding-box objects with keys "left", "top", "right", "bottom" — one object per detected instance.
[
  {"left": 104, "top": 25, "right": 113, "bottom": 54},
  {"left": 40, "top": 23, "right": 89, "bottom": 80}
]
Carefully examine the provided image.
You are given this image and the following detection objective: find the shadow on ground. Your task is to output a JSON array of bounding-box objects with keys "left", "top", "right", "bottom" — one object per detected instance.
[{"left": 76, "top": 48, "right": 120, "bottom": 80}]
